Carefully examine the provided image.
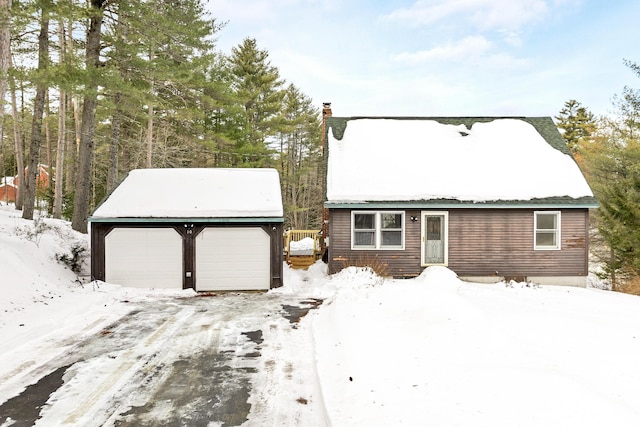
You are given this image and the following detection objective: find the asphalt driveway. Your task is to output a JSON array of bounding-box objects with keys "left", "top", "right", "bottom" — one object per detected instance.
[{"left": 0, "top": 292, "right": 323, "bottom": 426}]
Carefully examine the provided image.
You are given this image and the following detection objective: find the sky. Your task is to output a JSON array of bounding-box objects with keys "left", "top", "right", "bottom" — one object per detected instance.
[{"left": 206, "top": 0, "right": 640, "bottom": 118}]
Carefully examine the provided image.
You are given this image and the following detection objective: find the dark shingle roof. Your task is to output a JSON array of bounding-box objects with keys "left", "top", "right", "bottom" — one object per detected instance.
[{"left": 324, "top": 116, "right": 596, "bottom": 208}]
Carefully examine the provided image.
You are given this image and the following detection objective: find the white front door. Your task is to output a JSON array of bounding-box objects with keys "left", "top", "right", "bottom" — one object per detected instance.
[{"left": 421, "top": 212, "right": 448, "bottom": 265}]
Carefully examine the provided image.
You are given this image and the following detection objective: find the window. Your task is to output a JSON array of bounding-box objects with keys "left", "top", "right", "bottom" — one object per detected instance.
[
  {"left": 353, "top": 213, "right": 375, "bottom": 248},
  {"left": 534, "top": 211, "right": 561, "bottom": 250},
  {"left": 352, "top": 211, "right": 404, "bottom": 249}
]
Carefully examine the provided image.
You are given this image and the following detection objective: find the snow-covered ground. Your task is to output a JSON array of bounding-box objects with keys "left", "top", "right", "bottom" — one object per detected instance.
[{"left": 2, "top": 203, "right": 640, "bottom": 426}]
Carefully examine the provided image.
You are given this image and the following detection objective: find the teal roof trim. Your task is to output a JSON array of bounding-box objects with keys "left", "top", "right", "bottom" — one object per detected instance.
[
  {"left": 88, "top": 216, "right": 284, "bottom": 224},
  {"left": 324, "top": 196, "right": 598, "bottom": 209}
]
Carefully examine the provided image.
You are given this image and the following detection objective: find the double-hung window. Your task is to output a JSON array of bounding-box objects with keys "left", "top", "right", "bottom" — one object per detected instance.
[
  {"left": 352, "top": 211, "right": 404, "bottom": 249},
  {"left": 534, "top": 211, "right": 561, "bottom": 250}
]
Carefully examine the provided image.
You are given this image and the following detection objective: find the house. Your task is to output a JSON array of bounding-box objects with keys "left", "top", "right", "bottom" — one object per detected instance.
[
  {"left": 0, "top": 177, "right": 17, "bottom": 202},
  {"left": 323, "top": 115, "right": 598, "bottom": 286},
  {"left": 0, "top": 164, "right": 52, "bottom": 203},
  {"left": 89, "top": 168, "right": 284, "bottom": 291}
]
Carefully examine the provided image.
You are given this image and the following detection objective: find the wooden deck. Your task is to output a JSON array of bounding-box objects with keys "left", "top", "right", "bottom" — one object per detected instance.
[{"left": 284, "top": 229, "right": 321, "bottom": 269}]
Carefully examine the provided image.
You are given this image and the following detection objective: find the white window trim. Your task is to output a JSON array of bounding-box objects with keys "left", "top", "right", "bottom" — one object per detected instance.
[
  {"left": 421, "top": 211, "right": 449, "bottom": 266},
  {"left": 534, "top": 211, "right": 561, "bottom": 250},
  {"left": 351, "top": 211, "right": 405, "bottom": 250}
]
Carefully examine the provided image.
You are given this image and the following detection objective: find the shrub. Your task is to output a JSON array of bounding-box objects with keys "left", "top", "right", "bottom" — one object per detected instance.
[
  {"left": 56, "top": 244, "right": 88, "bottom": 273},
  {"left": 340, "top": 254, "right": 390, "bottom": 278}
]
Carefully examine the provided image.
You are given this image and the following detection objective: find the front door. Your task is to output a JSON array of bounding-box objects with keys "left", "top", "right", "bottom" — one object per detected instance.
[{"left": 422, "top": 212, "right": 448, "bottom": 265}]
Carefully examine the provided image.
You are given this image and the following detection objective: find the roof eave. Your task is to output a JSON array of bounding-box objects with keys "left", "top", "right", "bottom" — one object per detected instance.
[
  {"left": 88, "top": 216, "right": 284, "bottom": 224},
  {"left": 324, "top": 198, "right": 598, "bottom": 210}
]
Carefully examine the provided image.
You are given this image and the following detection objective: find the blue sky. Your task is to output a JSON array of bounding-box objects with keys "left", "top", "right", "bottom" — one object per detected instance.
[{"left": 208, "top": 0, "right": 640, "bottom": 118}]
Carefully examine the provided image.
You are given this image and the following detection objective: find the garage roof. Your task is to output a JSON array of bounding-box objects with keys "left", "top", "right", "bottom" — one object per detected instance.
[{"left": 91, "top": 168, "right": 283, "bottom": 220}]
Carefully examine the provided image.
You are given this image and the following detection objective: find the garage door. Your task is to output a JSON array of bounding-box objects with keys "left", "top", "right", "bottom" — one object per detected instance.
[
  {"left": 105, "top": 228, "right": 183, "bottom": 288},
  {"left": 195, "top": 227, "right": 270, "bottom": 291}
]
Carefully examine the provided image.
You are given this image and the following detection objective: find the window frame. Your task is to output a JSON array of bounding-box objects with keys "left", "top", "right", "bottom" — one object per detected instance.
[
  {"left": 351, "top": 211, "right": 405, "bottom": 250},
  {"left": 534, "top": 211, "right": 561, "bottom": 250}
]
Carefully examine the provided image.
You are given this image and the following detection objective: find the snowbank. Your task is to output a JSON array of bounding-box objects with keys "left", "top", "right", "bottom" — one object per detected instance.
[
  {"left": 3, "top": 205, "right": 640, "bottom": 426},
  {"left": 311, "top": 266, "right": 640, "bottom": 426}
]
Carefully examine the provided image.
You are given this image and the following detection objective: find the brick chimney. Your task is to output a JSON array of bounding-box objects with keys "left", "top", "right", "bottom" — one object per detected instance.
[
  {"left": 321, "top": 102, "right": 332, "bottom": 154},
  {"left": 321, "top": 102, "right": 332, "bottom": 259}
]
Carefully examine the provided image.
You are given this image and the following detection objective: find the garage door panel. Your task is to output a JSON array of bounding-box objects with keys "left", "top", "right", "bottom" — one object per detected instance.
[
  {"left": 196, "top": 227, "right": 270, "bottom": 291},
  {"left": 105, "top": 228, "right": 182, "bottom": 289}
]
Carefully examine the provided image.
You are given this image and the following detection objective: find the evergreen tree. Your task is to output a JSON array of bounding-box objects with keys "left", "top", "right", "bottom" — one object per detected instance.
[
  {"left": 582, "top": 59, "right": 640, "bottom": 289},
  {"left": 228, "top": 38, "right": 284, "bottom": 167},
  {"left": 204, "top": 53, "right": 242, "bottom": 167},
  {"left": 22, "top": 0, "right": 51, "bottom": 220},
  {"left": 277, "top": 84, "right": 322, "bottom": 228},
  {"left": 555, "top": 99, "right": 597, "bottom": 157},
  {"left": 72, "top": 0, "right": 107, "bottom": 233},
  {"left": 591, "top": 130, "right": 640, "bottom": 282},
  {"left": 0, "top": 0, "right": 9, "bottom": 140}
]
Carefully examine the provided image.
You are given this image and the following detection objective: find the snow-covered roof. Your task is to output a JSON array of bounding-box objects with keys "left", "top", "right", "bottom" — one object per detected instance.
[
  {"left": 1, "top": 176, "right": 15, "bottom": 186},
  {"left": 325, "top": 117, "right": 596, "bottom": 206},
  {"left": 91, "top": 168, "right": 283, "bottom": 219}
]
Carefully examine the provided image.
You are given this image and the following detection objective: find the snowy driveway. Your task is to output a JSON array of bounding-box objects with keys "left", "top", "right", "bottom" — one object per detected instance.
[{"left": 0, "top": 290, "right": 325, "bottom": 426}]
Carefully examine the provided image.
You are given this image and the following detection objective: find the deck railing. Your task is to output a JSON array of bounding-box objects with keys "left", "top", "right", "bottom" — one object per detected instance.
[{"left": 283, "top": 229, "right": 321, "bottom": 267}]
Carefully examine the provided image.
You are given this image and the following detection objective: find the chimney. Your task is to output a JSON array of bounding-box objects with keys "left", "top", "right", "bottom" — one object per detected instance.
[
  {"left": 322, "top": 102, "right": 332, "bottom": 118},
  {"left": 320, "top": 102, "right": 332, "bottom": 258},
  {"left": 321, "top": 102, "right": 332, "bottom": 154}
]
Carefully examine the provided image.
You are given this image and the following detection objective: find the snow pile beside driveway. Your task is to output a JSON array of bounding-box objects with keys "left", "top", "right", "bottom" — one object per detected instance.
[
  {"left": 3, "top": 204, "right": 640, "bottom": 426},
  {"left": 0, "top": 206, "right": 133, "bottom": 363},
  {"left": 311, "top": 266, "right": 640, "bottom": 426}
]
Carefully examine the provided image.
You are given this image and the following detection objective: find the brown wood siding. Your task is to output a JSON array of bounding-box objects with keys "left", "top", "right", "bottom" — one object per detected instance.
[
  {"left": 328, "top": 208, "right": 589, "bottom": 279},
  {"left": 328, "top": 209, "right": 422, "bottom": 277},
  {"left": 448, "top": 209, "right": 588, "bottom": 277}
]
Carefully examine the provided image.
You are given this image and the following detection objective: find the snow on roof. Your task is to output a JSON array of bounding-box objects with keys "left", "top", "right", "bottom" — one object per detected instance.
[
  {"left": 326, "top": 118, "right": 594, "bottom": 203},
  {"left": 1, "top": 176, "right": 15, "bottom": 186},
  {"left": 91, "top": 168, "right": 283, "bottom": 219}
]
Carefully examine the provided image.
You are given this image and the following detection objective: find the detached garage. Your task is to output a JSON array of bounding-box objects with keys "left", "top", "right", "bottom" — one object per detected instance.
[{"left": 89, "top": 168, "right": 284, "bottom": 291}]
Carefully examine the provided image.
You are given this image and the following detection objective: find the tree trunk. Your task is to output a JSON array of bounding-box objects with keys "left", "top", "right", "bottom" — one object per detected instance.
[
  {"left": 53, "top": 92, "right": 66, "bottom": 218},
  {"left": 71, "top": 0, "right": 105, "bottom": 233},
  {"left": 0, "top": 0, "right": 9, "bottom": 205},
  {"left": 146, "top": 48, "right": 155, "bottom": 168},
  {"left": 53, "top": 17, "right": 66, "bottom": 219},
  {"left": 65, "top": 95, "right": 79, "bottom": 193},
  {"left": 9, "top": 56, "right": 24, "bottom": 209},
  {"left": 0, "top": 0, "right": 10, "bottom": 145},
  {"left": 23, "top": 4, "right": 50, "bottom": 220},
  {"left": 64, "top": 19, "right": 77, "bottom": 194},
  {"left": 146, "top": 102, "right": 153, "bottom": 167},
  {"left": 107, "top": 97, "right": 121, "bottom": 193}
]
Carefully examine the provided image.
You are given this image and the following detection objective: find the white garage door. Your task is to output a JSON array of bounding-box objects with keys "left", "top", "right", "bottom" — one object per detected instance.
[
  {"left": 196, "top": 227, "right": 270, "bottom": 291},
  {"left": 105, "top": 227, "right": 183, "bottom": 288}
]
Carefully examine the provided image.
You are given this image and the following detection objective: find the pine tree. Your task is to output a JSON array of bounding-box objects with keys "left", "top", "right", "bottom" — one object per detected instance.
[
  {"left": 228, "top": 38, "right": 285, "bottom": 167},
  {"left": 0, "top": 0, "right": 9, "bottom": 141},
  {"left": 583, "top": 61, "right": 640, "bottom": 289},
  {"left": 277, "top": 84, "right": 322, "bottom": 228},
  {"left": 593, "top": 134, "right": 640, "bottom": 281},
  {"left": 22, "top": 0, "right": 51, "bottom": 220},
  {"left": 555, "top": 99, "right": 597, "bottom": 157},
  {"left": 72, "top": 0, "right": 107, "bottom": 233}
]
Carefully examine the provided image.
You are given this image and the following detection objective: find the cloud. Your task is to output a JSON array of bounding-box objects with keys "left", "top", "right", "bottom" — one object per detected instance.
[
  {"left": 384, "top": 0, "right": 550, "bottom": 32},
  {"left": 392, "top": 36, "right": 492, "bottom": 63}
]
